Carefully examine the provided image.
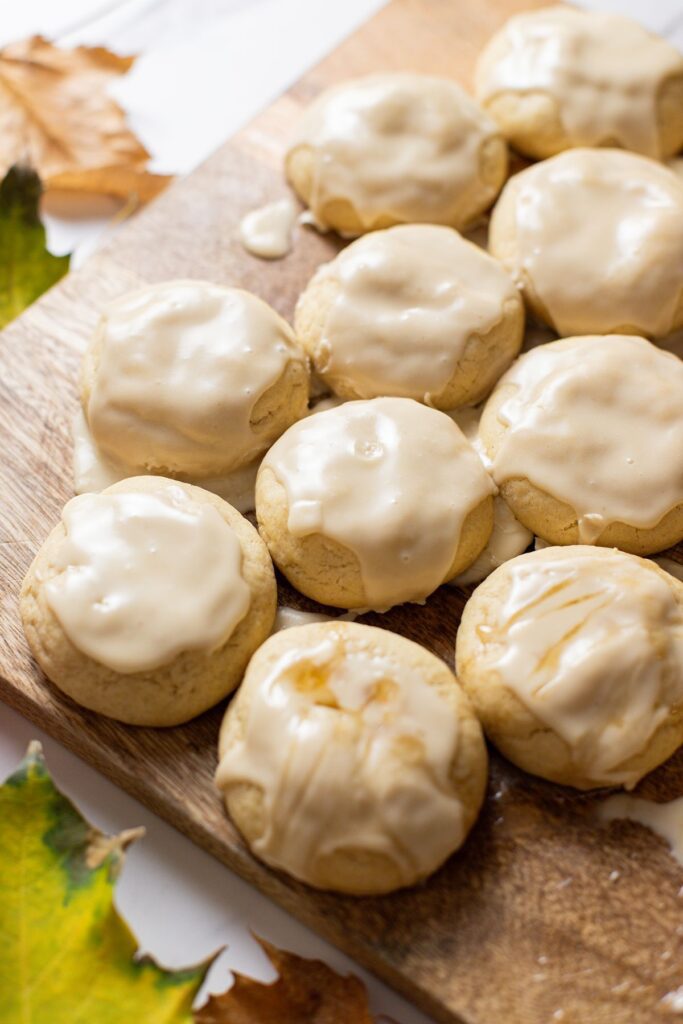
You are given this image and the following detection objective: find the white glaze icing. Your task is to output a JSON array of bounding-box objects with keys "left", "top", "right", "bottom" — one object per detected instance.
[
  {"left": 86, "top": 280, "right": 304, "bottom": 477},
  {"left": 261, "top": 397, "right": 495, "bottom": 610},
  {"left": 195, "top": 461, "right": 260, "bottom": 515},
  {"left": 481, "top": 548, "right": 683, "bottom": 787},
  {"left": 272, "top": 607, "right": 335, "bottom": 632},
  {"left": 454, "top": 496, "right": 532, "bottom": 586},
  {"left": 476, "top": 6, "right": 683, "bottom": 158},
  {"left": 44, "top": 483, "right": 250, "bottom": 674},
  {"left": 448, "top": 406, "right": 531, "bottom": 584},
  {"left": 239, "top": 198, "right": 298, "bottom": 259},
  {"left": 305, "top": 224, "right": 520, "bottom": 403},
  {"left": 447, "top": 404, "right": 492, "bottom": 469},
  {"left": 216, "top": 629, "right": 464, "bottom": 884},
  {"left": 485, "top": 335, "right": 683, "bottom": 543},
  {"left": 271, "top": 607, "right": 363, "bottom": 633},
  {"left": 73, "top": 409, "right": 260, "bottom": 514},
  {"left": 491, "top": 148, "right": 683, "bottom": 338},
  {"left": 661, "top": 986, "right": 683, "bottom": 1014},
  {"left": 297, "top": 209, "right": 330, "bottom": 234},
  {"left": 73, "top": 408, "right": 126, "bottom": 493},
  {"left": 288, "top": 73, "right": 504, "bottom": 232},
  {"left": 598, "top": 794, "right": 683, "bottom": 867}
]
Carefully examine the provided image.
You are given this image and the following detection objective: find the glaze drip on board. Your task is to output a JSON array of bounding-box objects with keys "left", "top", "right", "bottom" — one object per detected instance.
[
  {"left": 598, "top": 794, "right": 683, "bottom": 867},
  {"left": 448, "top": 406, "right": 532, "bottom": 584},
  {"left": 72, "top": 410, "right": 260, "bottom": 514},
  {"left": 239, "top": 198, "right": 298, "bottom": 259},
  {"left": 454, "top": 496, "right": 532, "bottom": 585}
]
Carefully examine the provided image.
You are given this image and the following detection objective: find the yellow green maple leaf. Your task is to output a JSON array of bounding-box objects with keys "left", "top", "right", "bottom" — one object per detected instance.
[
  {"left": 0, "top": 742, "right": 210, "bottom": 1023},
  {"left": 0, "top": 164, "right": 70, "bottom": 329}
]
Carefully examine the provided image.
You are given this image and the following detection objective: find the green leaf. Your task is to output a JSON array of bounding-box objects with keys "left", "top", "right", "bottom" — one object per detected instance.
[
  {"left": 0, "top": 165, "right": 70, "bottom": 328},
  {"left": 0, "top": 741, "right": 209, "bottom": 1023}
]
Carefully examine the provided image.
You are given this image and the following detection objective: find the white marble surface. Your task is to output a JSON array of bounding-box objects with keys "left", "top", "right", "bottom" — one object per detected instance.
[{"left": 1, "top": 0, "right": 682, "bottom": 1019}]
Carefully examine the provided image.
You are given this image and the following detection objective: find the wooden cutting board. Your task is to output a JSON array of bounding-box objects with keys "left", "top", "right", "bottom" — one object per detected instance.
[{"left": 1, "top": 1, "right": 682, "bottom": 1021}]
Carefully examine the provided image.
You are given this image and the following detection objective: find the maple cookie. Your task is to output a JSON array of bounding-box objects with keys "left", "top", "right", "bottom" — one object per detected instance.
[
  {"left": 456, "top": 546, "right": 683, "bottom": 790},
  {"left": 478, "top": 335, "right": 683, "bottom": 554},
  {"left": 216, "top": 621, "right": 487, "bottom": 894},
  {"left": 81, "top": 280, "right": 309, "bottom": 480},
  {"left": 489, "top": 148, "right": 683, "bottom": 339},
  {"left": 285, "top": 73, "right": 507, "bottom": 236},
  {"left": 294, "top": 224, "right": 524, "bottom": 409},
  {"left": 20, "top": 477, "right": 276, "bottom": 726},
  {"left": 475, "top": 7, "right": 683, "bottom": 161},
  {"left": 256, "top": 397, "right": 495, "bottom": 611}
]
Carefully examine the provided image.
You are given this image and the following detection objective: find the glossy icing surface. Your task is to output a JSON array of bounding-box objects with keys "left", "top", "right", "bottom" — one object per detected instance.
[
  {"left": 485, "top": 335, "right": 683, "bottom": 542},
  {"left": 476, "top": 6, "right": 683, "bottom": 157},
  {"left": 216, "top": 629, "right": 465, "bottom": 884},
  {"left": 44, "top": 483, "right": 250, "bottom": 673},
  {"left": 262, "top": 397, "right": 494, "bottom": 609}
]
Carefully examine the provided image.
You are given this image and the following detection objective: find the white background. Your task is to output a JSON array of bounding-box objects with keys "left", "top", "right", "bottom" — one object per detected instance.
[{"left": 1, "top": 1, "right": 682, "bottom": 1019}]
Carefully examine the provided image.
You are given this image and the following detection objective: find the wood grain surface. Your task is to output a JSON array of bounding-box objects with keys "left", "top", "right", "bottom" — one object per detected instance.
[{"left": 1, "top": 1, "right": 683, "bottom": 1021}]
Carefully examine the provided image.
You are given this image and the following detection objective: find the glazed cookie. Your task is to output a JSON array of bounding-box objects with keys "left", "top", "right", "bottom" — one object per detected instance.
[
  {"left": 478, "top": 335, "right": 683, "bottom": 554},
  {"left": 256, "top": 397, "right": 495, "bottom": 610},
  {"left": 20, "top": 477, "right": 276, "bottom": 726},
  {"left": 489, "top": 148, "right": 683, "bottom": 338},
  {"left": 80, "top": 280, "right": 309, "bottom": 481},
  {"left": 285, "top": 73, "right": 507, "bottom": 236},
  {"left": 456, "top": 546, "right": 683, "bottom": 790},
  {"left": 216, "top": 621, "right": 487, "bottom": 894},
  {"left": 294, "top": 224, "right": 524, "bottom": 408},
  {"left": 475, "top": 7, "right": 683, "bottom": 160}
]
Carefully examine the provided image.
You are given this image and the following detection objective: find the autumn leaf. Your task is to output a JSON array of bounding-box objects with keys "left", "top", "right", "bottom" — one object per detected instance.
[
  {"left": 0, "top": 741, "right": 210, "bottom": 1023},
  {"left": 0, "top": 35, "right": 169, "bottom": 200},
  {"left": 0, "top": 164, "right": 69, "bottom": 328},
  {"left": 196, "top": 937, "right": 375, "bottom": 1024}
]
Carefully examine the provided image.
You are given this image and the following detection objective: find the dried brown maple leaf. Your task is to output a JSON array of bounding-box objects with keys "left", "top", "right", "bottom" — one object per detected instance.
[
  {"left": 196, "top": 937, "right": 376, "bottom": 1024},
  {"left": 0, "top": 35, "right": 169, "bottom": 200}
]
